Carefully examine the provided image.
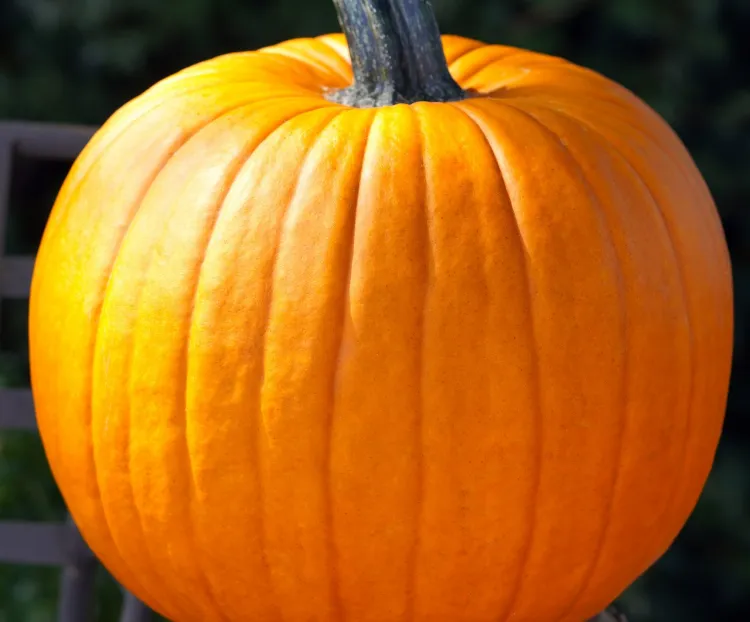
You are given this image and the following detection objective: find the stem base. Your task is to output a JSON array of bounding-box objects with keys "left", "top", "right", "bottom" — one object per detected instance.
[
  {"left": 326, "top": 81, "right": 468, "bottom": 108},
  {"left": 327, "top": 0, "right": 468, "bottom": 108}
]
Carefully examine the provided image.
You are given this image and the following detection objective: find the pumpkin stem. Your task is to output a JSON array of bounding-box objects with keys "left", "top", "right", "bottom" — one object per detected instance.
[{"left": 327, "top": 0, "right": 468, "bottom": 107}]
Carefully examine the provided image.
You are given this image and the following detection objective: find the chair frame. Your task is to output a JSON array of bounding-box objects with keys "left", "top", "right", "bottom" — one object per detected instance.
[{"left": 0, "top": 121, "right": 154, "bottom": 622}]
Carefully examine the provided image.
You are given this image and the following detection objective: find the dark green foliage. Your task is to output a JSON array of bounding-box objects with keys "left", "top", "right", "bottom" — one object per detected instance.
[{"left": 1, "top": 0, "right": 748, "bottom": 619}]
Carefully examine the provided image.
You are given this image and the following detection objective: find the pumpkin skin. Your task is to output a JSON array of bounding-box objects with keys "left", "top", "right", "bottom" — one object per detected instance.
[{"left": 28, "top": 33, "right": 733, "bottom": 622}]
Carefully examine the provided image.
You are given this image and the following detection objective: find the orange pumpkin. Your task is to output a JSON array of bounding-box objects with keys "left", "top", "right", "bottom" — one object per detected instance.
[{"left": 29, "top": 1, "right": 733, "bottom": 621}]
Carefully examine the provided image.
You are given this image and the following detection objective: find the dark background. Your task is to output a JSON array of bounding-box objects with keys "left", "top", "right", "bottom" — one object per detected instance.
[{"left": 1, "top": 0, "right": 748, "bottom": 620}]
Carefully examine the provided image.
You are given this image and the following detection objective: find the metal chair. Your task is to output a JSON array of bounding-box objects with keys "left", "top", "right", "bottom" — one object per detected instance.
[{"left": 0, "top": 121, "right": 155, "bottom": 622}]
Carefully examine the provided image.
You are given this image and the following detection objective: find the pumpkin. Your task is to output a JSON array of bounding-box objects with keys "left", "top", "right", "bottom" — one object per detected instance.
[{"left": 28, "top": 0, "right": 733, "bottom": 620}]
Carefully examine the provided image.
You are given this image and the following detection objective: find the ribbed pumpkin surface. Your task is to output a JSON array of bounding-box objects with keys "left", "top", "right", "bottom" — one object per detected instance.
[{"left": 29, "top": 35, "right": 733, "bottom": 622}]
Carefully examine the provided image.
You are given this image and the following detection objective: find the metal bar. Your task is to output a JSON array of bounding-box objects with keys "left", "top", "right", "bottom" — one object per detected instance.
[
  {"left": 0, "top": 135, "right": 12, "bottom": 329},
  {"left": 0, "top": 133, "right": 11, "bottom": 231},
  {"left": 1, "top": 255, "right": 34, "bottom": 298},
  {"left": 0, "top": 389, "right": 36, "bottom": 430},
  {"left": 0, "top": 122, "right": 95, "bottom": 160},
  {"left": 0, "top": 520, "right": 92, "bottom": 566}
]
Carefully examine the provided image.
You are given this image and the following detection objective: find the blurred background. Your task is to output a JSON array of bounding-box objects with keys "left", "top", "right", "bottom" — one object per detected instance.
[{"left": 0, "top": 0, "right": 748, "bottom": 620}]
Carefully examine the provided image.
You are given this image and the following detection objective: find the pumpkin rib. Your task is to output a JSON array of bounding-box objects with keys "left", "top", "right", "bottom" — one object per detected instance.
[
  {"left": 259, "top": 48, "right": 348, "bottom": 87},
  {"left": 600, "top": 102, "right": 728, "bottom": 259},
  {"left": 323, "top": 107, "right": 427, "bottom": 621},
  {"left": 301, "top": 108, "right": 380, "bottom": 622},
  {"left": 413, "top": 103, "right": 523, "bottom": 618},
  {"left": 38, "top": 99, "right": 225, "bottom": 620},
  {"left": 519, "top": 88, "right": 701, "bottom": 190},
  {"left": 503, "top": 98, "right": 711, "bottom": 609},
  {"left": 180, "top": 104, "right": 350, "bottom": 621},
  {"left": 180, "top": 104, "right": 347, "bottom": 620},
  {"left": 480, "top": 70, "right": 638, "bottom": 110},
  {"left": 97, "top": 99, "right": 331, "bottom": 621},
  {"left": 155, "top": 49, "right": 335, "bottom": 95},
  {"left": 177, "top": 148, "right": 263, "bottom": 622},
  {"left": 37, "top": 83, "right": 320, "bottom": 264},
  {"left": 451, "top": 50, "right": 571, "bottom": 94},
  {"left": 593, "top": 133, "right": 704, "bottom": 543},
  {"left": 458, "top": 70, "right": 564, "bottom": 100},
  {"left": 440, "top": 35, "right": 486, "bottom": 64},
  {"left": 610, "top": 138, "right": 711, "bottom": 565},
  {"left": 510, "top": 76, "right": 627, "bottom": 104},
  {"left": 116, "top": 189, "right": 209, "bottom": 619},
  {"left": 505, "top": 89, "right": 728, "bottom": 285},
  {"left": 262, "top": 38, "right": 353, "bottom": 85},
  {"left": 255, "top": 107, "right": 364, "bottom": 620},
  {"left": 464, "top": 102, "right": 542, "bottom": 622},
  {"left": 557, "top": 93, "right": 681, "bottom": 160},
  {"left": 230, "top": 53, "right": 342, "bottom": 92},
  {"left": 504, "top": 103, "right": 632, "bottom": 621},
  {"left": 556, "top": 93, "right": 731, "bottom": 289},
  {"left": 87, "top": 100, "right": 272, "bottom": 622},
  {"left": 30, "top": 87, "right": 188, "bottom": 497},
  {"left": 403, "top": 104, "right": 429, "bottom": 622},
  {"left": 593, "top": 101, "right": 733, "bottom": 516},
  {"left": 177, "top": 123, "right": 303, "bottom": 622},
  {"left": 325, "top": 109, "right": 377, "bottom": 622},
  {"left": 181, "top": 55, "right": 323, "bottom": 93},
  {"left": 135, "top": 71, "right": 306, "bottom": 118},
  {"left": 317, "top": 110, "right": 375, "bottom": 622},
  {"left": 554, "top": 124, "right": 697, "bottom": 385},
  {"left": 254, "top": 107, "right": 350, "bottom": 620},
  {"left": 164, "top": 78, "right": 324, "bottom": 101},
  {"left": 461, "top": 105, "right": 530, "bottom": 618},
  {"left": 33, "top": 78, "right": 200, "bottom": 271},
  {"left": 544, "top": 106, "right": 701, "bottom": 548},
  {"left": 448, "top": 46, "right": 533, "bottom": 86},
  {"left": 314, "top": 34, "right": 352, "bottom": 65},
  {"left": 260, "top": 108, "right": 355, "bottom": 622},
  {"left": 176, "top": 117, "right": 294, "bottom": 622},
  {"left": 447, "top": 100, "right": 545, "bottom": 622}
]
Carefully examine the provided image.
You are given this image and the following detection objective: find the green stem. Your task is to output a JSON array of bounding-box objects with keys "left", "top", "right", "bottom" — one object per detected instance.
[{"left": 327, "top": 0, "right": 468, "bottom": 107}]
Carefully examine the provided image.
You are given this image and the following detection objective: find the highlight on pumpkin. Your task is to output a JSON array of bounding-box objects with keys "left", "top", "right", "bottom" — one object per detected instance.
[{"left": 27, "top": 0, "right": 733, "bottom": 621}]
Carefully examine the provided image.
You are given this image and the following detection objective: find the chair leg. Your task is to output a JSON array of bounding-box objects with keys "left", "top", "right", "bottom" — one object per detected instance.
[
  {"left": 57, "top": 519, "right": 97, "bottom": 622},
  {"left": 589, "top": 606, "right": 628, "bottom": 621},
  {"left": 57, "top": 561, "right": 97, "bottom": 622},
  {"left": 120, "top": 591, "right": 155, "bottom": 622}
]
